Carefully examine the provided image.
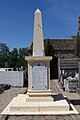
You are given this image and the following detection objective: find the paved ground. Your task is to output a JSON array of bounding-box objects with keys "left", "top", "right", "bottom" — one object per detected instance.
[
  {"left": 0, "top": 87, "right": 27, "bottom": 120},
  {"left": 50, "top": 80, "right": 80, "bottom": 113},
  {"left": 0, "top": 80, "right": 80, "bottom": 120}
]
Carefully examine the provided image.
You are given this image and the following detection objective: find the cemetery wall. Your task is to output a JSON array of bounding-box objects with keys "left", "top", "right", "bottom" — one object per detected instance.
[{"left": 0, "top": 71, "right": 24, "bottom": 87}]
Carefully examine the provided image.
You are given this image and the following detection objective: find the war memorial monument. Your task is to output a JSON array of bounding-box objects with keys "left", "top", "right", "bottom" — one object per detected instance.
[{"left": 2, "top": 9, "right": 78, "bottom": 115}]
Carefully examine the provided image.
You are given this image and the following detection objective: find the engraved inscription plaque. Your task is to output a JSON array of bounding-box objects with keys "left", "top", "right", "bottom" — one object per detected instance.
[
  {"left": 32, "top": 62, "right": 47, "bottom": 90},
  {"left": 34, "top": 50, "right": 44, "bottom": 56}
]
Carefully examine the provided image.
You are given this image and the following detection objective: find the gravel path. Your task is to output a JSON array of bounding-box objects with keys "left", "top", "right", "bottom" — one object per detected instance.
[
  {"left": 50, "top": 80, "right": 80, "bottom": 113},
  {"left": 0, "top": 80, "right": 80, "bottom": 120},
  {"left": 0, "top": 87, "right": 27, "bottom": 120},
  {"left": 7, "top": 115, "right": 78, "bottom": 120}
]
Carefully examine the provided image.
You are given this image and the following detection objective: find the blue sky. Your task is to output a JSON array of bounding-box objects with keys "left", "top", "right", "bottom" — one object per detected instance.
[{"left": 0, "top": 0, "right": 80, "bottom": 50}]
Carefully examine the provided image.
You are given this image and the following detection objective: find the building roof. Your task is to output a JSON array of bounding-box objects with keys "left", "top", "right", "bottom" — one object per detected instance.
[
  {"left": 44, "top": 38, "right": 76, "bottom": 51},
  {"left": 29, "top": 37, "right": 76, "bottom": 51}
]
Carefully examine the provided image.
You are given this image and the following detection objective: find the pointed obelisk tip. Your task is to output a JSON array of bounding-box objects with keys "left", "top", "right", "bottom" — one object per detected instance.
[{"left": 35, "top": 9, "right": 41, "bottom": 13}]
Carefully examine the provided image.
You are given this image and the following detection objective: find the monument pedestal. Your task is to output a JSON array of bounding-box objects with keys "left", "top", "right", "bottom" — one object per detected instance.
[
  {"left": 25, "top": 56, "right": 53, "bottom": 100},
  {"left": 25, "top": 56, "right": 52, "bottom": 96}
]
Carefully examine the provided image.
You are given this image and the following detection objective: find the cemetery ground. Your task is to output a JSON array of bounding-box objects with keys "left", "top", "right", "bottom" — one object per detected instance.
[{"left": 0, "top": 80, "right": 80, "bottom": 120}]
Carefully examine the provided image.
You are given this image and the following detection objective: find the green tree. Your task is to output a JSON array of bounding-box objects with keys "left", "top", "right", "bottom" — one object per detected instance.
[
  {"left": 0, "top": 43, "right": 29, "bottom": 69},
  {"left": 16, "top": 48, "right": 29, "bottom": 68},
  {"left": 45, "top": 39, "right": 55, "bottom": 79},
  {"left": 8, "top": 48, "right": 18, "bottom": 67},
  {"left": 45, "top": 39, "right": 55, "bottom": 56},
  {"left": 0, "top": 43, "right": 9, "bottom": 67}
]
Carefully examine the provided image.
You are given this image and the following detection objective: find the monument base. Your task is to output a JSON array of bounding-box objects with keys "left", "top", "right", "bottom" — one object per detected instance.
[
  {"left": 1, "top": 93, "right": 78, "bottom": 115},
  {"left": 27, "top": 89, "right": 52, "bottom": 97}
]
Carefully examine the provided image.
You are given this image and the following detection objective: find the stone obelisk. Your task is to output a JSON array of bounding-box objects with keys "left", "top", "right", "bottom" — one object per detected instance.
[
  {"left": 33, "top": 9, "right": 44, "bottom": 56},
  {"left": 25, "top": 9, "right": 52, "bottom": 96}
]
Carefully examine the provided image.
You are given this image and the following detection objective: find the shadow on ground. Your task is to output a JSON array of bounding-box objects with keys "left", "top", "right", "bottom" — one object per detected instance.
[
  {"left": 52, "top": 93, "right": 66, "bottom": 101},
  {"left": 70, "top": 99, "right": 80, "bottom": 105}
]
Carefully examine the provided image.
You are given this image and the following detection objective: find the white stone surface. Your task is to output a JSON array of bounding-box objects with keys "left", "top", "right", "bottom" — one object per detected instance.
[
  {"left": 35, "top": 9, "right": 41, "bottom": 13},
  {"left": 33, "top": 9, "right": 44, "bottom": 56},
  {"left": 25, "top": 56, "right": 52, "bottom": 92},
  {"left": 1, "top": 94, "right": 78, "bottom": 115}
]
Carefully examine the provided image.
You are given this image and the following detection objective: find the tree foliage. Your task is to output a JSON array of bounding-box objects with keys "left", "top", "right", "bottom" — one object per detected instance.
[
  {"left": 0, "top": 43, "right": 9, "bottom": 67},
  {"left": 16, "top": 48, "right": 28, "bottom": 68},
  {"left": 0, "top": 43, "right": 28, "bottom": 69},
  {"left": 8, "top": 48, "right": 18, "bottom": 67},
  {"left": 45, "top": 39, "right": 55, "bottom": 57},
  {"left": 45, "top": 39, "right": 55, "bottom": 79}
]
